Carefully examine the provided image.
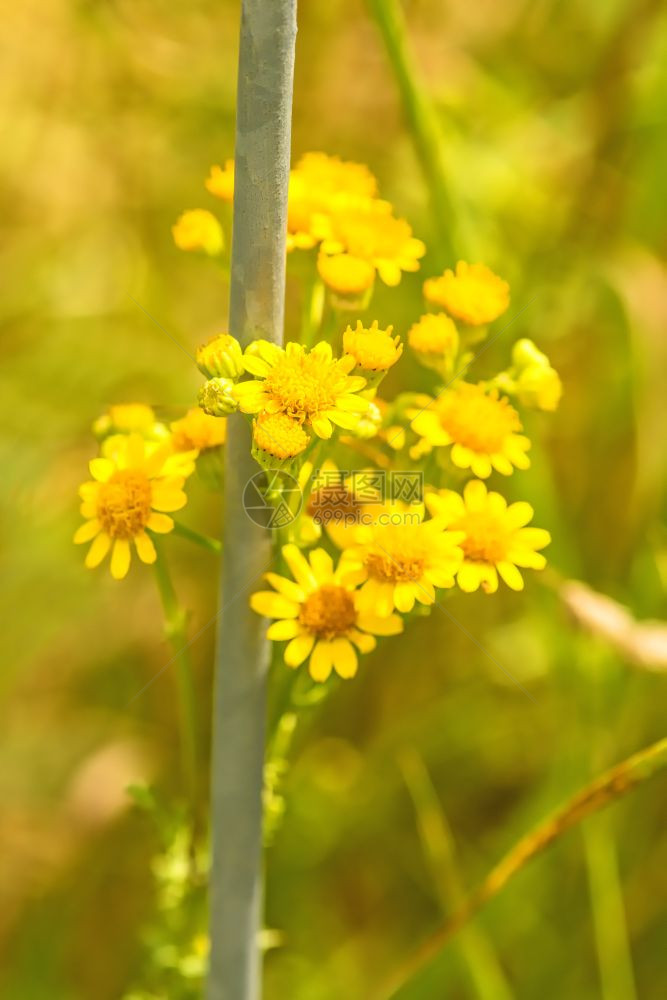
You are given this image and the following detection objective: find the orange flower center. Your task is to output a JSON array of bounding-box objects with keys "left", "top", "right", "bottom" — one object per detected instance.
[
  {"left": 97, "top": 470, "right": 152, "bottom": 539},
  {"left": 437, "top": 385, "right": 521, "bottom": 454},
  {"left": 264, "top": 354, "right": 348, "bottom": 422},
  {"left": 453, "top": 511, "right": 510, "bottom": 564},
  {"left": 299, "top": 585, "right": 357, "bottom": 639},
  {"left": 366, "top": 551, "right": 425, "bottom": 582}
]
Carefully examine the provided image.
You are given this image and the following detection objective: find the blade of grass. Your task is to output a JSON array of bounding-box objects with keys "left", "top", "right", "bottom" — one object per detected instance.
[
  {"left": 378, "top": 734, "right": 667, "bottom": 999},
  {"left": 366, "top": 0, "right": 471, "bottom": 261},
  {"left": 399, "top": 748, "right": 514, "bottom": 1000}
]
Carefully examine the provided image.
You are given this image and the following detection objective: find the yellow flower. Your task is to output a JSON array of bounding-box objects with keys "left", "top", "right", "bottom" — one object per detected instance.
[
  {"left": 343, "top": 320, "right": 403, "bottom": 375},
  {"left": 196, "top": 333, "right": 244, "bottom": 380},
  {"left": 172, "top": 210, "right": 224, "bottom": 255},
  {"left": 74, "top": 434, "right": 196, "bottom": 580},
  {"left": 320, "top": 200, "right": 426, "bottom": 286},
  {"left": 287, "top": 152, "right": 378, "bottom": 251},
  {"left": 426, "top": 480, "right": 550, "bottom": 593},
  {"left": 317, "top": 253, "right": 376, "bottom": 296},
  {"left": 93, "top": 403, "right": 167, "bottom": 441},
  {"left": 516, "top": 364, "right": 562, "bottom": 412},
  {"left": 252, "top": 412, "right": 309, "bottom": 462},
  {"left": 424, "top": 262, "right": 509, "bottom": 325},
  {"left": 301, "top": 460, "right": 385, "bottom": 549},
  {"left": 340, "top": 518, "right": 464, "bottom": 615},
  {"left": 170, "top": 408, "right": 226, "bottom": 453},
  {"left": 410, "top": 382, "right": 530, "bottom": 478},
  {"left": 407, "top": 313, "right": 459, "bottom": 373},
  {"left": 234, "top": 340, "right": 369, "bottom": 440},
  {"left": 205, "top": 161, "right": 235, "bottom": 201},
  {"left": 250, "top": 544, "right": 403, "bottom": 682}
]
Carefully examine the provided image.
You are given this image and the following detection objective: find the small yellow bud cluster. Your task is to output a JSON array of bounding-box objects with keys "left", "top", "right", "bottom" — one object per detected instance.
[
  {"left": 197, "top": 333, "right": 245, "bottom": 380},
  {"left": 509, "top": 339, "right": 562, "bottom": 412},
  {"left": 198, "top": 378, "right": 238, "bottom": 417}
]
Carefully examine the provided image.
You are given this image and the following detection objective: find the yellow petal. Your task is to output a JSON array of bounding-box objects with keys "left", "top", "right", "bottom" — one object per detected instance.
[
  {"left": 309, "top": 641, "right": 334, "bottom": 682},
  {"left": 147, "top": 512, "right": 174, "bottom": 534},
  {"left": 457, "top": 562, "right": 483, "bottom": 593},
  {"left": 126, "top": 433, "right": 145, "bottom": 468},
  {"left": 331, "top": 638, "right": 358, "bottom": 679},
  {"left": 348, "top": 629, "right": 376, "bottom": 654},
  {"left": 264, "top": 573, "right": 306, "bottom": 603},
  {"left": 249, "top": 591, "right": 300, "bottom": 619},
  {"left": 74, "top": 519, "right": 100, "bottom": 544},
  {"left": 284, "top": 633, "right": 315, "bottom": 667},
  {"left": 267, "top": 619, "right": 302, "bottom": 641},
  {"left": 356, "top": 613, "right": 403, "bottom": 636},
  {"left": 506, "top": 502, "right": 534, "bottom": 528},
  {"left": 311, "top": 415, "right": 333, "bottom": 439},
  {"left": 282, "top": 544, "right": 318, "bottom": 591},
  {"left": 151, "top": 487, "right": 187, "bottom": 512},
  {"left": 85, "top": 532, "right": 111, "bottom": 568},
  {"left": 394, "top": 582, "right": 416, "bottom": 613},
  {"left": 463, "top": 479, "right": 488, "bottom": 510},
  {"left": 135, "top": 531, "right": 157, "bottom": 564},
  {"left": 110, "top": 538, "right": 131, "bottom": 580},
  {"left": 89, "top": 458, "right": 115, "bottom": 482},
  {"left": 309, "top": 548, "right": 334, "bottom": 583},
  {"left": 497, "top": 561, "right": 524, "bottom": 591}
]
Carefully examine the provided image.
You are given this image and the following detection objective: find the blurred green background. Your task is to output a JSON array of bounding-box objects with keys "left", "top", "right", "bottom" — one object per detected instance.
[{"left": 1, "top": 0, "right": 666, "bottom": 997}]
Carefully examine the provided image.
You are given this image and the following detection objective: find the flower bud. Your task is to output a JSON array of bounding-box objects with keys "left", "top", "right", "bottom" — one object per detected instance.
[
  {"left": 512, "top": 338, "right": 549, "bottom": 372},
  {"left": 196, "top": 333, "right": 244, "bottom": 380},
  {"left": 515, "top": 365, "right": 563, "bottom": 412},
  {"left": 198, "top": 378, "right": 238, "bottom": 417},
  {"left": 172, "top": 210, "right": 224, "bottom": 256},
  {"left": 348, "top": 401, "right": 383, "bottom": 440}
]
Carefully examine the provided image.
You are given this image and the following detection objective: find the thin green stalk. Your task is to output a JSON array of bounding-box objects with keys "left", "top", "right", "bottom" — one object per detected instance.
[
  {"left": 583, "top": 814, "right": 638, "bottom": 1000},
  {"left": 399, "top": 749, "right": 514, "bottom": 1000},
  {"left": 153, "top": 542, "right": 199, "bottom": 813},
  {"left": 367, "top": 0, "right": 469, "bottom": 261},
  {"left": 377, "top": 735, "right": 667, "bottom": 999},
  {"left": 207, "top": 3, "right": 297, "bottom": 998},
  {"left": 172, "top": 519, "right": 222, "bottom": 554},
  {"left": 580, "top": 649, "right": 637, "bottom": 1000}
]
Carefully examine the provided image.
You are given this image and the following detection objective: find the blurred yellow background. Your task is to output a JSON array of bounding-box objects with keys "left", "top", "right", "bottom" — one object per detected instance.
[{"left": 1, "top": 0, "right": 666, "bottom": 997}]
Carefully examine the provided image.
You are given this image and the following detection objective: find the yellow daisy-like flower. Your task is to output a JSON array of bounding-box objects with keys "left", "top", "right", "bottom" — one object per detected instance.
[
  {"left": 287, "top": 152, "right": 378, "bottom": 251},
  {"left": 252, "top": 412, "right": 310, "bottom": 462},
  {"left": 407, "top": 313, "right": 459, "bottom": 372},
  {"left": 234, "top": 340, "right": 369, "bottom": 440},
  {"left": 340, "top": 518, "right": 464, "bottom": 615},
  {"left": 343, "top": 320, "right": 403, "bottom": 374},
  {"left": 410, "top": 382, "right": 530, "bottom": 478},
  {"left": 320, "top": 200, "right": 426, "bottom": 286},
  {"left": 424, "top": 262, "right": 509, "bottom": 326},
  {"left": 317, "top": 253, "right": 376, "bottom": 296},
  {"left": 205, "top": 161, "right": 235, "bottom": 201},
  {"left": 250, "top": 544, "right": 403, "bottom": 682},
  {"left": 172, "top": 210, "right": 224, "bottom": 256},
  {"left": 170, "top": 407, "right": 226, "bottom": 453},
  {"left": 301, "top": 460, "right": 386, "bottom": 549},
  {"left": 74, "top": 434, "right": 196, "bottom": 580},
  {"left": 93, "top": 403, "right": 166, "bottom": 441},
  {"left": 426, "top": 480, "right": 550, "bottom": 593}
]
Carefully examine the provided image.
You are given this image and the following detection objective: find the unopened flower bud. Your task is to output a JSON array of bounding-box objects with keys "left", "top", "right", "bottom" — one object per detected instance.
[
  {"left": 196, "top": 333, "right": 244, "bottom": 380},
  {"left": 198, "top": 378, "right": 238, "bottom": 416},
  {"left": 516, "top": 364, "right": 563, "bottom": 412},
  {"left": 512, "top": 338, "right": 550, "bottom": 372}
]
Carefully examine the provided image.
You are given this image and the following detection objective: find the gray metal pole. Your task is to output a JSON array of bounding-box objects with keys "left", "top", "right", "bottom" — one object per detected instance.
[{"left": 207, "top": 3, "right": 297, "bottom": 997}]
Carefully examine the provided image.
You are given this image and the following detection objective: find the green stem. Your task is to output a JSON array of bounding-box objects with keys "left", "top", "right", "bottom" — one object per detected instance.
[
  {"left": 377, "top": 734, "right": 667, "bottom": 1000},
  {"left": 152, "top": 542, "right": 199, "bottom": 816},
  {"left": 399, "top": 749, "right": 514, "bottom": 1000},
  {"left": 206, "top": 3, "right": 297, "bottom": 998},
  {"left": 367, "top": 0, "right": 468, "bottom": 261},
  {"left": 172, "top": 520, "right": 222, "bottom": 554}
]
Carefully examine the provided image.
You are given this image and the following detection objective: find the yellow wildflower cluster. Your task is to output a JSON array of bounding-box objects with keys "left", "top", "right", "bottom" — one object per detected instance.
[
  {"left": 204, "top": 151, "right": 425, "bottom": 296},
  {"left": 80, "top": 151, "right": 561, "bottom": 696}
]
